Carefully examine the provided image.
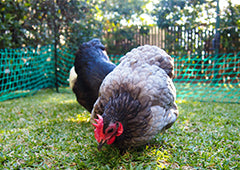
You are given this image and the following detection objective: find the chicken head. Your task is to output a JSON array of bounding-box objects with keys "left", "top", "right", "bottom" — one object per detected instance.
[{"left": 93, "top": 114, "right": 123, "bottom": 150}]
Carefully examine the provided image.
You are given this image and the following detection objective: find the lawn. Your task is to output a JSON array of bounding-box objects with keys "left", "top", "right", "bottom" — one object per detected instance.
[{"left": 0, "top": 88, "right": 239, "bottom": 169}]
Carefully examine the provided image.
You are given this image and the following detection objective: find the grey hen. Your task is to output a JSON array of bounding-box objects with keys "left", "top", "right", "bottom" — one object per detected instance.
[{"left": 91, "top": 45, "right": 179, "bottom": 150}]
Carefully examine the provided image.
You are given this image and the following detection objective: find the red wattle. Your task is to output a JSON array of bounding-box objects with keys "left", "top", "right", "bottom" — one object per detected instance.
[
  {"left": 107, "top": 136, "right": 116, "bottom": 145},
  {"left": 116, "top": 122, "right": 123, "bottom": 136}
]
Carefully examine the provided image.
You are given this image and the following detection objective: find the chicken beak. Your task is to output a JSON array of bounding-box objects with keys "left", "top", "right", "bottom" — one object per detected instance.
[{"left": 97, "top": 140, "right": 106, "bottom": 151}]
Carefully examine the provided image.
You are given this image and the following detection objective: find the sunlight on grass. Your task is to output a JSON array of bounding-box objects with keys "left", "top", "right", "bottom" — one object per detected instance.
[
  {"left": 146, "top": 145, "right": 170, "bottom": 169},
  {"left": 67, "top": 111, "right": 90, "bottom": 123},
  {"left": 176, "top": 99, "right": 188, "bottom": 104}
]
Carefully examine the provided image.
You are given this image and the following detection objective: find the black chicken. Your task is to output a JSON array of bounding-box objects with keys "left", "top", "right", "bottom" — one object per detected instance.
[{"left": 69, "top": 39, "right": 116, "bottom": 112}]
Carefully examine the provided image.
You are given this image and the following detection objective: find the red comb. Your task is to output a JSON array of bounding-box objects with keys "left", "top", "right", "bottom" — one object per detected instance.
[
  {"left": 92, "top": 114, "right": 104, "bottom": 143},
  {"left": 92, "top": 114, "right": 103, "bottom": 127}
]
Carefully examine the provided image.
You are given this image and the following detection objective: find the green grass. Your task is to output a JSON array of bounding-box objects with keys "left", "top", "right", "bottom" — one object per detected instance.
[{"left": 0, "top": 88, "right": 239, "bottom": 169}]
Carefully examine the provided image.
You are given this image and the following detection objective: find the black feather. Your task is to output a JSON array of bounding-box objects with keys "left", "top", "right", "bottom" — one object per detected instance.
[{"left": 72, "top": 39, "right": 116, "bottom": 112}]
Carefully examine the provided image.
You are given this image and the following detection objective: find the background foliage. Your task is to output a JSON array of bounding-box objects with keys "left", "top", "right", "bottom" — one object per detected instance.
[
  {"left": 97, "top": 0, "right": 150, "bottom": 54},
  {"left": 152, "top": 0, "right": 216, "bottom": 28},
  {"left": 0, "top": 0, "right": 239, "bottom": 54},
  {"left": 152, "top": 0, "right": 239, "bottom": 55},
  {"left": 0, "top": 0, "right": 102, "bottom": 51}
]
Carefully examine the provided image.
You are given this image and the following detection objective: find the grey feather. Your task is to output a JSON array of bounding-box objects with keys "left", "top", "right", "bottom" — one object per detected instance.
[{"left": 91, "top": 45, "right": 179, "bottom": 148}]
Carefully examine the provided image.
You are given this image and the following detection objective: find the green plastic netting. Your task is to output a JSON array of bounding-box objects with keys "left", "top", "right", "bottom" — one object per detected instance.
[
  {"left": 0, "top": 45, "right": 55, "bottom": 101},
  {"left": 173, "top": 53, "right": 240, "bottom": 103},
  {"left": 1, "top": 45, "right": 240, "bottom": 103}
]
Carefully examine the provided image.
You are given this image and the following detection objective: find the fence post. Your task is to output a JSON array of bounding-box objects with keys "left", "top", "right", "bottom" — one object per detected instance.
[
  {"left": 215, "top": 0, "right": 220, "bottom": 54},
  {"left": 213, "top": 0, "right": 220, "bottom": 84},
  {"left": 53, "top": 0, "right": 59, "bottom": 92}
]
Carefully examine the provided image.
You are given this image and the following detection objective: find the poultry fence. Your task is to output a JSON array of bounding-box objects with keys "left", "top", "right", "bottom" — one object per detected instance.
[{"left": 0, "top": 45, "right": 239, "bottom": 103}]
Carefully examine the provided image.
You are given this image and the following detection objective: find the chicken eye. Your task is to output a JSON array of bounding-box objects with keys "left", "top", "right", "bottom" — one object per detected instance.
[{"left": 107, "top": 128, "right": 114, "bottom": 133}]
